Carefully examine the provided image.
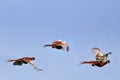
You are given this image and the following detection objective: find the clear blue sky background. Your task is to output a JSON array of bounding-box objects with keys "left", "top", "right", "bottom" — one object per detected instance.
[{"left": 0, "top": 0, "right": 120, "bottom": 80}]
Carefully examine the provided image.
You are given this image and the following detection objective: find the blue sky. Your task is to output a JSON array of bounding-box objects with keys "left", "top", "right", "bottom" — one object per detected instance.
[{"left": 0, "top": 0, "right": 120, "bottom": 80}]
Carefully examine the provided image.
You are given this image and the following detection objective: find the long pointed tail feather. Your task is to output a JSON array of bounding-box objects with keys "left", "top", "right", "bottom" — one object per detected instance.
[
  {"left": 43, "top": 44, "right": 53, "bottom": 47},
  {"left": 81, "top": 61, "right": 98, "bottom": 65},
  {"left": 7, "top": 59, "right": 16, "bottom": 62}
]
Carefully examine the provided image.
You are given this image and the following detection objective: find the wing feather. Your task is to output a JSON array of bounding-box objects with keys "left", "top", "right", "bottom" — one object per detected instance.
[
  {"left": 24, "top": 59, "right": 42, "bottom": 71},
  {"left": 92, "top": 48, "right": 103, "bottom": 60}
]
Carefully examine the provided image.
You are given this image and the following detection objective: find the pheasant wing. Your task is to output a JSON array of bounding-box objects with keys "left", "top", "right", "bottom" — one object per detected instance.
[
  {"left": 92, "top": 48, "right": 103, "bottom": 60},
  {"left": 24, "top": 59, "right": 42, "bottom": 71}
]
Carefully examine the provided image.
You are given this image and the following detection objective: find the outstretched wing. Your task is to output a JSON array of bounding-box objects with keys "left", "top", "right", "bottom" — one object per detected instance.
[
  {"left": 92, "top": 48, "right": 103, "bottom": 60},
  {"left": 23, "top": 59, "right": 42, "bottom": 71},
  {"left": 98, "top": 52, "right": 112, "bottom": 62},
  {"left": 62, "top": 41, "right": 70, "bottom": 51}
]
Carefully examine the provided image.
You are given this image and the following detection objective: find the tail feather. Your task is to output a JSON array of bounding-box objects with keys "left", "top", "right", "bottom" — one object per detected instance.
[
  {"left": 43, "top": 44, "right": 53, "bottom": 47},
  {"left": 81, "top": 61, "right": 98, "bottom": 64},
  {"left": 7, "top": 60, "right": 16, "bottom": 62}
]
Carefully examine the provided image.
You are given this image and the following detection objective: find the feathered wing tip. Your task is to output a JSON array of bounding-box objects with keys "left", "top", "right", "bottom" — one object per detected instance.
[
  {"left": 107, "top": 52, "right": 112, "bottom": 55},
  {"left": 92, "top": 48, "right": 101, "bottom": 51},
  {"left": 34, "top": 68, "right": 43, "bottom": 72},
  {"left": 92, "top": 48, "right": 102, "bottom": 54},
  {"left": 38, "top": 69, "right": 43, "bottom": 71},
  {"left": 66, "top": 45, "right": 70, "bottom": 52}
]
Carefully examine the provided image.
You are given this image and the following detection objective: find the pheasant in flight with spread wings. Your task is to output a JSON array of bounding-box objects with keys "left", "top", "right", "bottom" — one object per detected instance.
[
  {"left": 8, "top": 57, "right": 42, "bottom": 71},
  {"left": 81, "top": 48, "right": 112, "bottom": 67},
  {"left": 44, "top": 40, "right": 70, "bottom": 52}
]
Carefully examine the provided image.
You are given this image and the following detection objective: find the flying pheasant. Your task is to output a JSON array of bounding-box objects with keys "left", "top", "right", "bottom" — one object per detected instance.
[
  {"left": 44, "top": 40, "right": 70, "bottom": 51},
  {"left": 81, "top": 48, "right": 112, "bottom": 67},
  {"left": 8, "top": 57, "right": 42, "bottom": 71}
]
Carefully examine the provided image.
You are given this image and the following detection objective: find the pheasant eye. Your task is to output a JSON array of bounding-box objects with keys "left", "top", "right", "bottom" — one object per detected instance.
[{"left": 32, "top": 57, "right": 35, "bottom": 60}]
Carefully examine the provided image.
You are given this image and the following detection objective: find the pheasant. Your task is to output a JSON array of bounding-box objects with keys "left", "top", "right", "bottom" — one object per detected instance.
[
  {"left": 8, "top": 57, "right": 42, "bottom": 71},
  {"left": 81, "top": 48, "right": 111, "bottom": 67},
  {"left": 44, "top": 40, "right": 69, "bottom": 51}
]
